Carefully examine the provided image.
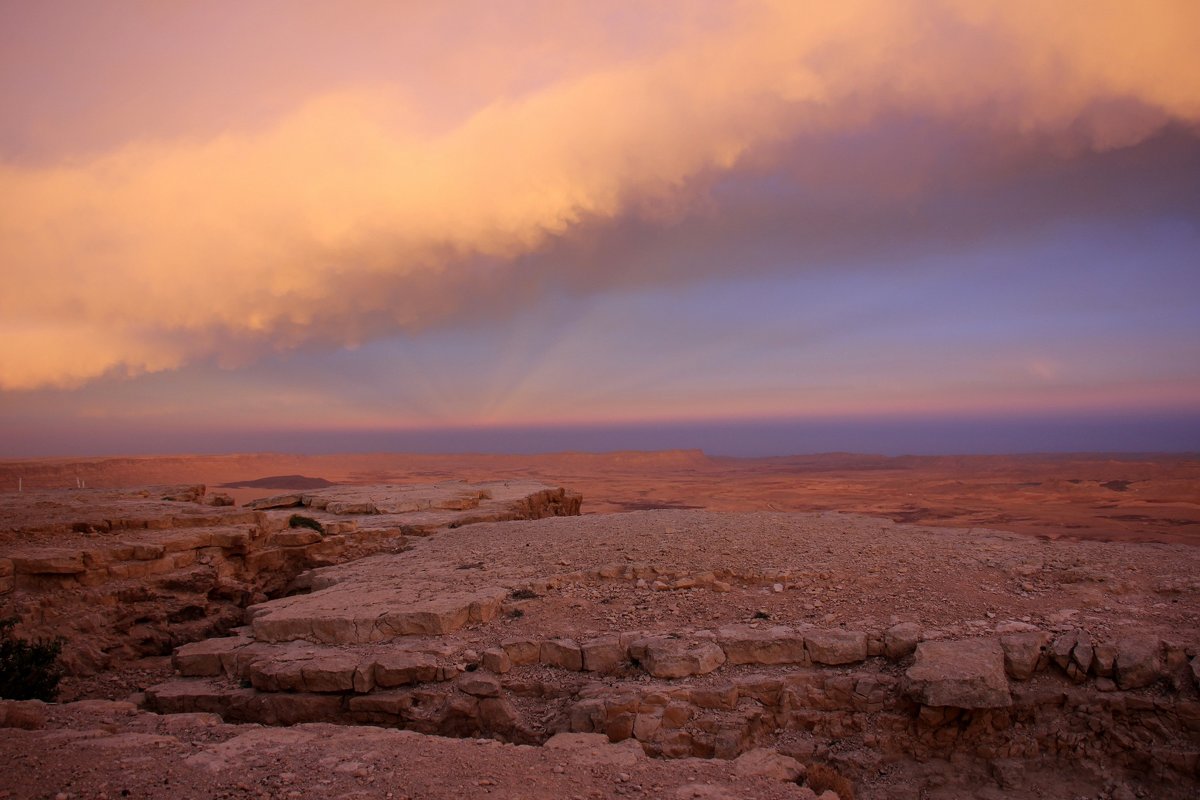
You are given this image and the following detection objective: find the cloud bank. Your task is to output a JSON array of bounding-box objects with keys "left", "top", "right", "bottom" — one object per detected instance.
[{"left": 2, "top": 0, "right": 1198, "bottom": 389}]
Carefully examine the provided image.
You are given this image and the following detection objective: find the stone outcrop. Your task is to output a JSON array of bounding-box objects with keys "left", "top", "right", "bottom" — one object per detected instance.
[
  {"left": 0, "top": 482, "right": 581, "bottom": 674},
  {"left": 904, "top": 638, "right": 1012, "bottom": 709},
  {"left": 5, "top": 491, "right": 1199, "bottom": 799}
]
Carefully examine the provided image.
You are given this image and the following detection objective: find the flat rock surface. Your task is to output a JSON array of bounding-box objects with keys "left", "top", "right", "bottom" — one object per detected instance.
[{"left": 249, "top": 509, "right": 1199, "bottom": 646}]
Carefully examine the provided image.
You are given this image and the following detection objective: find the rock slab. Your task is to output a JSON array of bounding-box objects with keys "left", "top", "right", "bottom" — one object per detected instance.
[{"left": 905, "top": 638, "right": 1012, "bottom": 709}]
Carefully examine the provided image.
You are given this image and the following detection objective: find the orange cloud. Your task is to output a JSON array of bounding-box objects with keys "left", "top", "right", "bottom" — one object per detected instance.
[{"left": 2, "top": 0, "right": 1198, "bottom": 389}]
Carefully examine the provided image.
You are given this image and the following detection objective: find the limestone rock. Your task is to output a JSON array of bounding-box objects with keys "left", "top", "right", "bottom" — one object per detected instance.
[
  {"left": 501, "top": 638, "right": 540, "bottom": 666},
  {"left": 481, "top": 647, "right": 511, "bottom": 674},
  {"left": 716, "top": 624, "right": 807, "bottom": 665},
  {"left": 632, "top": 637, "right": 725, "bottom": 678},
  {"left": 805, "top": 629, "right": 868, "bottom": 665},
  {"left": 733, "top": 747, "right": 805, "bottom": 782},
  {"left": 457, "top": 673, "right": 501, "bottom": 697},
  {"left": 172, "top": 636, "right": 249, "bottom": 677},
  {"left": 1115, "top": 636, "right": 1162, "bottom": 690},
  {"left": 541, "top": 639, "right": 583, "bottom": 671},
  {"left": 905, "top": 638, "right": 1012, "bottom": 708},
  {"left": 999, "top": 631, "right": 1051, "bottom": 681},
  {"left": 372, "top": 652, "right": 439, "bottom": 688},
  {"left": 581, "top": 636, "right": 626, "bottom": 673},
  {"left": 883, "top": 622, "right": 922, "bottom": 660}
]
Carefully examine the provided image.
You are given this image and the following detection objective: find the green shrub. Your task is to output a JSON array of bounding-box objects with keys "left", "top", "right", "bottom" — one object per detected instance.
[
  {"left": 0, "top": 617, "right": 64, "bottom": 702},
  {"left": 288, "top": 514, "right": 324, "bottom": 535}
]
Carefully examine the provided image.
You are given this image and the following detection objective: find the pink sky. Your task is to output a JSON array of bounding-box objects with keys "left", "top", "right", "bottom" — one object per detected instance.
[{"left": 1, "top": 1, "right": 1198, "bottom": 454}]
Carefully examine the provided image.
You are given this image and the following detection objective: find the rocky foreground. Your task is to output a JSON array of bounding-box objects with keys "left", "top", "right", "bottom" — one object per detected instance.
[{"left": 1, "top": 483, "right": 1198, "bottom": 799}]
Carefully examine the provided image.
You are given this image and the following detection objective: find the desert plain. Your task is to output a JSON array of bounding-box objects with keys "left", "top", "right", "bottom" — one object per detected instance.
[{"left": 0, "top": 451, "right": 1197, "bottom": 800}]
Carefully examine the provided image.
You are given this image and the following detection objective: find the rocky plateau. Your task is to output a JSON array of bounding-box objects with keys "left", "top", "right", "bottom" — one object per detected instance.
[{"left": 0, "top": 459, "right": 1198, "bottom": 799}]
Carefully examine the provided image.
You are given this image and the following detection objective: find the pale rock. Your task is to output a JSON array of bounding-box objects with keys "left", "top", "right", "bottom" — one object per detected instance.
[
  {"left": 883, "top": 622, "right": 921, "bottom": 659},
  {"left": 501, "top": 638, "right": 541, "bottom": 666},
  {"left": 733, "top": 747, "right": 805, "bottom": 782},
  {"left": 481, "top": 647, "right": 511, "bottom": 674},
  {"left": 716, "top": 624, "right": 807, "bottom": 666},
  {"left": 632, "top": 637, "right": 725, "bottom": 678},
  {"left": 581, "top": 636, "right": 626, "bottom": 673},
  {"left": 1000, "top": 631, "right": 1051, "bottom": 681},
  {"left": 805, "top": 629, "right": 868, "bottom": 665},
  {"left": 372, "top": 652, "right": 438, "bottom": 688},
  {"left": 299, "top": 651, "right": 361, "bottom": 693},
  {"left": 172, "top": 636, "right": 249, "bottom": 677},
  {"left": 541, "top": 638, "right": 584, "bottom": 671},
  {"left": 905, "top": 638, "right": 1012, "bottom": 708}
]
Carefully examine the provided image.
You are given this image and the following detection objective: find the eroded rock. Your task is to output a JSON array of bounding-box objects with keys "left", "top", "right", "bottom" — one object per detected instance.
[{"left": 905, "top": 638, "right": 1012, "bottom": 709}]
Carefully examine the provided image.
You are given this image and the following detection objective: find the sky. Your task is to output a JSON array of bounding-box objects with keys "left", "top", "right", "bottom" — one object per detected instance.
[{"left": 1, "top": 0, "right": 1198, "bottom": 457}]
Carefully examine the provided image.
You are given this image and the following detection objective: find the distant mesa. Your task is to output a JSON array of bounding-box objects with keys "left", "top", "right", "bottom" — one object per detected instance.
[{"left": 219, "top": 474, "right": 336, "bottom": 489}]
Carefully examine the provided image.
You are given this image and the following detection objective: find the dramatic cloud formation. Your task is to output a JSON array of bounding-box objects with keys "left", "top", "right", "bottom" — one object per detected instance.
[{"left": 3, "top": 0, "right": 1199, "bottom": 390}]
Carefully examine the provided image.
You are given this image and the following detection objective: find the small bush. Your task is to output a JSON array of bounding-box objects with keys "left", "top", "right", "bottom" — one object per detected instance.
[
  {"left": 288, "top": 514, "right": 324, "bottom": 535},
  {"left": 0, "top": 617, "right": 64, "bottom": 702}
]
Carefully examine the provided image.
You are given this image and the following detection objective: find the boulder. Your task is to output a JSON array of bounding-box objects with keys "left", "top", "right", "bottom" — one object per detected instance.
[
  {"left": 717, "top": 625, "right": 807, "bottom": 665},
  {"left": 481, "top": 647, "right": 511, "bottom": 674},
  {"left": 1115, "top": 636, "right": 1162, "bottom": 690},
  {"left": 501, "top": 638, "right": 541, "bottom": 666},
  {"left": 1000, "top": 631, "right": 1051, "bottom": 681},
  {"left": 638, "top": 638, "right": 725, "bottom": 679},
  {"left": 905, "top": 638, "right": 1012, "bottom": 709},
  {"left": 883, "top": 622, "right": 922, "bottom": 659},
  {"left": 581, "top": 636, "right": 626, "bottom": 673},
  {"left": 805, "top": 629, "right": 868, "bottom": 665},
  {"left": 541, "top": 639, "right": 584, "bottom": 671}
]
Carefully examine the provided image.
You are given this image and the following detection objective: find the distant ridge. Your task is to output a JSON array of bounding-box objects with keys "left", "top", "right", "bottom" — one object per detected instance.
[{"left": 219, "top": 474, "right": 335, "bottom": 489}]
